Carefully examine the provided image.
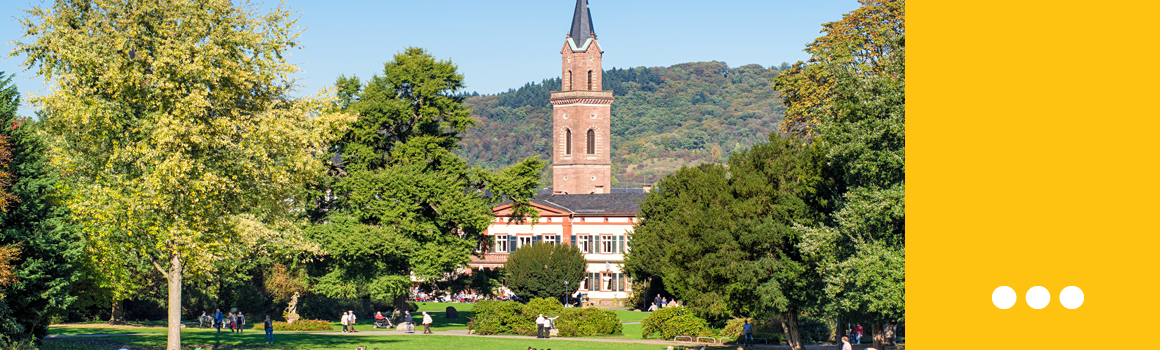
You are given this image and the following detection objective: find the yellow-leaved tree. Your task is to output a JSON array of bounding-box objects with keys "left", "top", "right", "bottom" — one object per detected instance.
[{"left": 12, "top": 0, "right": 353, "bottom": 348}]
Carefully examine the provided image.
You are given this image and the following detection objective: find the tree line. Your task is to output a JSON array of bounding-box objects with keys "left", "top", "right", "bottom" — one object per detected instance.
[{"left": 624, "top": 1, "right": 905, "bottom": 350}]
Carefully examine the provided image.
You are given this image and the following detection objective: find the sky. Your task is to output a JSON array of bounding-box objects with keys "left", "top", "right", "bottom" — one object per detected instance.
[{"left": 0, "top": 0, "right": 861, "bottom": 117}]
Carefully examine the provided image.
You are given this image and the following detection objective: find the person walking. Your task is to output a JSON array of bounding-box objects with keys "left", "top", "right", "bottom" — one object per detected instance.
[
  {"left": 341, "top": 311, "right": 350, "bottom": 333},
  {"left": 742, "top": 319, "right": 754, "bottom": 347},
  {"left": 228, "top": 312, "right": 237, "bottom": 333},
  {"left": 544, "top": 314, "right": 559, "bottom": 339},
  {"left": 535, "top": 314, "right": 547, "bottom": 338},
  {"left": 421, "top": 311, "right": 433, "bottom": 334},
  {"left": 348, "top": 311, "right": 357, "bottom": 332},
  {"left": 854, "top": 324, "right": 863, "bottom": 344},
  {"left": 263, "top": 315, "right": 274, "bottom": 344},
  {"left": 213, "top": 309, "right": 224, "bottom": 333},
  {"left": 404, "top": 311, "right": 414, "bottom": 333},
  {"left": 841, "top": 336, "right": 853, "bottom": 350},
  {"left": 237, "top": 312, "right": 245, "bottom": 334}
]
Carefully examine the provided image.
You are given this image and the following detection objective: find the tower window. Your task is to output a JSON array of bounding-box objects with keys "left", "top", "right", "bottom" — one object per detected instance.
[
  {"left": 566, "top": 129, "right": 572, "bottom": 155},
  {"left": 587, "top": 129, "right": 595, "bottom": 154},
  {"left": 587, "top": 70, "right": 594, "bottom": 91},
  {"left": 567, "top": 70, "right": 573, "bottom": 91}
]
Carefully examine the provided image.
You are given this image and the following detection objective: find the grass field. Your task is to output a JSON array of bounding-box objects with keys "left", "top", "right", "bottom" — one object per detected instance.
[
  {"left": 49, "top": 312, "right": 474, "bottom": 336},
  {"left": 45, "top": 333, "right": 741, "bottom": 350}
]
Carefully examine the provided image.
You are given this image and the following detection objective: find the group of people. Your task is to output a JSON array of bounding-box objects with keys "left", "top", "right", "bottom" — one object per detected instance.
[
  {"left": 340, "top": 311, "right": 358, "bottom": 333},
  {"left": 408, "top": 288, "right": 484, "bottom": 303},
  {"left": 205, "top": 309, "right": 246, "bottom": 334},
  {"left": 534, "top": 313, "right": 559, "bottom": 339},
  {"left": 647, "top": 294, "right": 681, "bottom": 312},
  {"left": 202, "top": 309, "right": 275, "bottom": 344}
]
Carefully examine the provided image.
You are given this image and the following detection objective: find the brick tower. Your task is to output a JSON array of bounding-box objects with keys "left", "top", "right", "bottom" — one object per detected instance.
[{"left": 551, "top": 0, "right": 613, "bottom": 194}]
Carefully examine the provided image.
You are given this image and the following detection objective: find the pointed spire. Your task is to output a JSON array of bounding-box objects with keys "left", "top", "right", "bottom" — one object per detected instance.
[{"left": 569, "top": 0, "right": 596, "bottom": 45}]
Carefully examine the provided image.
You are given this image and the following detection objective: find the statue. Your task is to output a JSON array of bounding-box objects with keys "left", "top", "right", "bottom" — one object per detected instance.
[{"left": 283, "top": 292, "right": 301, "bottom": 325}]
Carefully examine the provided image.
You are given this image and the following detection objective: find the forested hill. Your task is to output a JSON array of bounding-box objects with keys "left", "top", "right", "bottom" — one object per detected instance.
[{"left": 457, "top": 61, "right": 787, "bottom": 186}]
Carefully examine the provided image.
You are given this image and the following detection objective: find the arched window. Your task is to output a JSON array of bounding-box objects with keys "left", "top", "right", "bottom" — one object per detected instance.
[
  {"left": 567, "top": 70, "right": 573, "bottom": 91},
  {"left": 587, "top": 70, "right": 594, "bottom": 91},
  {"left": 566, "top": 129, "right": 572, "bottom": 154},
  {"left": 586, "top": 129, "right": 595, "bottom": 154}
]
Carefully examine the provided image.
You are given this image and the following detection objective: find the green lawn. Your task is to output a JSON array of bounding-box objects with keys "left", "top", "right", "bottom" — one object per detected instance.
[
  {"left": 614, "top": 310, "right": 651, "bottom": 324},
  {"left": 49, "top": 312, "right": 474, "bottom": 337},
  {"left": 50, "top": 333, "right": 740, "bottom": 350}
]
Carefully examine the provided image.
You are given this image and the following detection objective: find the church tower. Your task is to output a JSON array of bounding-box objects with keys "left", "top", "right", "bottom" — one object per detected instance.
[{"left": 551, "top": 0, "right": 613, "bottom": 194}]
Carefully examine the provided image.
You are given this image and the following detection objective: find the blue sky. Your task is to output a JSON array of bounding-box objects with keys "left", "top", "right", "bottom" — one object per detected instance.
[{"left": 1, "top": 0, "right": 860, "bottom": 117}]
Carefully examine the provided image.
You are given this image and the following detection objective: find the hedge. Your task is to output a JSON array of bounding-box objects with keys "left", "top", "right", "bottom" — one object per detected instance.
[
  {"left": 555, "top": 307, "right": 621, "bottom": 337},
  {"left": 470, "top": 300, "right": 532, "bottom": 335},
  {"left": 472, "top": 298, "right": 622, "bottom": 337},
  {"left": 252, "top": 319, "right": 334, "bottom": 331},
  {"left": 640, "top": 307, "right": 710, "bottom": 340}
]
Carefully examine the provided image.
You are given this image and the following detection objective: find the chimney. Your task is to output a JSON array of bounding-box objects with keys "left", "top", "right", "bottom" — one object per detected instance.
[{"left": 642, "top": 185, "right": 652, "bottom": 193}]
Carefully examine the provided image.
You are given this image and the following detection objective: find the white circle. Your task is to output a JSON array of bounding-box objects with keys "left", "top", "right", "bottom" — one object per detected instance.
[
  {"left": 992, "top": 286, "right": 1016, "bottom": 309},
  {"left": 563, "top": 175, "right": 568, "bottom": 180},
  {"left": 590, "top": 112, "right": 597, "bottom": 119},
  {"left": 1026, "top": 286, "right": 1050, "bottom": 309},
  {"left": 591, "top": 175, "right": 597, "bottom": 180},
  {"left": 1059, "top": 286, "right": 1084, "bottom": 309},
  {"left": 562, "top": 113, "right": 568, "bottom": 119}
]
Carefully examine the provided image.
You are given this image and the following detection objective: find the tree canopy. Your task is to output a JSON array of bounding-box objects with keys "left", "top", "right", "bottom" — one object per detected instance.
[
  {"left": 0, "top": 72, "right": 85, "bottom": 341},
  {"left": 305, "top": 48, "right": 544, "bottom": 307},
  {"left": 623, "top": 133, "right": 831, "bottom": 350},
  {"left": 13, "top": 1, "right": 354, "bottom": 348},
  {"left": 505, "top": 242, "right": 586, "bottom": 302}
]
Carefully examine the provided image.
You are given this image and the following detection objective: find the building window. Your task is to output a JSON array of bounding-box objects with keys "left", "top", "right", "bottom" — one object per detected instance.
[
  {"left": 566, "top": 129, "right": 572, "bottom": 154},
  {"left": 567, "top": 70, "right": 572, "bottom": 90},
  {"left": 586, "top": 129, "right": 595, "bottom": 154},
  {"left": 518, "top": 236, "right": 533, "bottom": 249},
  {"left": 603, "top": 273, "right": 613, "bottom": 291},
  {"left": 579, "top": 236, "right": 590, "bottom": 253},
  {"left": 495, "top": 235, "right": 508, "bottom": 253},
  {"left": 602, "top": 235, "right": 613, "bottom": 254},
  {"left": 543, "top": 235, "right": 556, "bottom": 245},
  {"left": 587, "top": 70, "right": 593, "bottom": 91}
]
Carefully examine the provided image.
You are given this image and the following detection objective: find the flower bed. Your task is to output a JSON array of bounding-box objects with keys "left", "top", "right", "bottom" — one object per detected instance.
[{"left": 252, "top": 319, "right": 333, "bottom": 331}]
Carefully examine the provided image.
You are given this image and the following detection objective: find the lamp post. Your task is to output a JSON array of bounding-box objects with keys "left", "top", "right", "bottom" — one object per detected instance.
[{"left": 564, "top": 281, "right": 570, "bottom": 307}]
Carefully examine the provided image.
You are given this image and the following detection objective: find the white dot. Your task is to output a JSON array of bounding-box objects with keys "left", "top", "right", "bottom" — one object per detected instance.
[
  {"left": 1059, "top": 286, "right": 1084, "bottom": 309},
  {"left": 1026, "top": 286, "right": 1050, "bottom": 309},
  {"left": 992, "top": 286, "right": 1016, "bottom": 309}
]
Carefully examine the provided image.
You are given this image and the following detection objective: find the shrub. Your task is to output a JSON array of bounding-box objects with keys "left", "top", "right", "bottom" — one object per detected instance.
[
  {"left": 524, "top": 297, "right": 564, "bottom": 319},
  {"left": 721, "top": 317, "right": 756, "bottom": 339},
  {"left": 469, "top": 300, "right": 529, "bottom": 335},
  {"left": 640, "top": 307, "right": 709, "bottom": 340},
  {"left": 556, "top": 307, "right": 622, "bottom": 337},
  {"left": 252, "top": 319, "right": 333, "bottom": 331}
]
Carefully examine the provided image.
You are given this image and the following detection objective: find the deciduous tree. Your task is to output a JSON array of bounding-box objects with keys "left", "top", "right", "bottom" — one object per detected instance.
[
  {"left": 774, "top": 0, "right": 904, "bottom": 139},
  {"left": 12, "top": 1, "right": 353, "bottom": 348},
  {"left": 305, "top": 48, "right": 543, "bottom": 311},
  {"left": 624, "top": 133, "right": 831, "bottom": 350}
]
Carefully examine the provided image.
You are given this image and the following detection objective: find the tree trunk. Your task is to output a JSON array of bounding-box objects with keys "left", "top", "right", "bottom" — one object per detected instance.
[
  {"left": 391, "top": 294, "right": 410, "bottom": 323},
  {"left": 781, "top": 312, "right": 804, "bottom": 350},
  {"left": 872, "top": 322, "right": 885, "bottom": 350},
  {"left": 166, "top": 253, "right": 183, "bottom": 350},
  {"left": 109, "top": 299, "right": 125, "bottom": 325},
  {"left": 882, "top": 322, "right": 897, "bottom": 347},
  {"left": 833, "top": 317, "right": 842, "bottom": 350}
]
